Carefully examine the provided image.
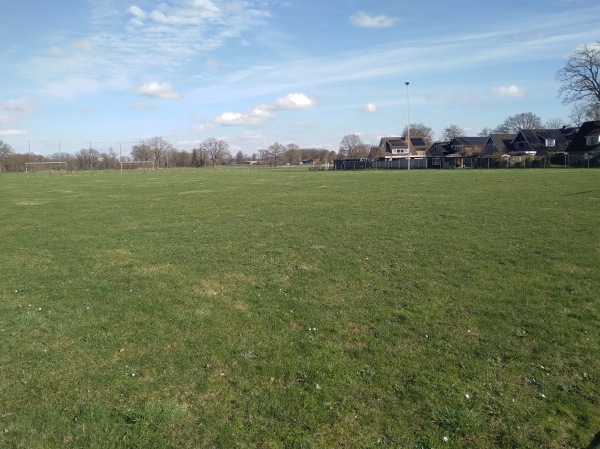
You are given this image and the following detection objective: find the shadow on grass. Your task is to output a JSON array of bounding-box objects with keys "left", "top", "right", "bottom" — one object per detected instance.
[{"left": 586, "top": 431, "right": 600, "bottom": 449}]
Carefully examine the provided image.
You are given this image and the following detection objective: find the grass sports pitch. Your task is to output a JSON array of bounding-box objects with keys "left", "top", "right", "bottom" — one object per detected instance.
[{"left": 0, "top": 168, "right": 599, "bottom": 448}]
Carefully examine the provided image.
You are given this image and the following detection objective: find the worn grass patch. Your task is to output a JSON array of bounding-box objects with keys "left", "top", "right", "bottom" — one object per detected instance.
[{"left": 0, "top": 168, "right": 599, "bottom": 448}]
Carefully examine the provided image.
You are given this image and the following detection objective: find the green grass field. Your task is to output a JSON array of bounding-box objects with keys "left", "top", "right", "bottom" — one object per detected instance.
[{"left": 0, "top": 168, "right": 599, "bottom": 448}]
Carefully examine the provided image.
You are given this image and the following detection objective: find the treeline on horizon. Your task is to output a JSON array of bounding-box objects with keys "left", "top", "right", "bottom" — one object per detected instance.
[{"left": 0, "top": 138, "right": 339, "bottom": 172}]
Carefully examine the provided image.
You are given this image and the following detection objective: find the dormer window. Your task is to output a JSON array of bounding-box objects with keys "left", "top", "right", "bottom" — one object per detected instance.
[
  {"left": 586, "top": 135, "right": 600, "bottom": 146},
  {"left": 545, "top": 138, "right": 555, "bottom": 147}
]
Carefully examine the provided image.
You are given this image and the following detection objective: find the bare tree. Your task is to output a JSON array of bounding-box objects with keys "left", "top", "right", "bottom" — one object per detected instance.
[
  {"left": 441, "top": 124, "right": 464, "bottom": 141},
  {"left": 145, "top": 137, "right": 173, "bottom": 167},
  {"left": 235, "top": 151, "right": 246, "bottom": 164},
  {"left": 494, "top": 112, "right": 543, "bottom": 133},
  {"left": 191, "top": 148, "right": 206, "bottom": 167},
  {"left": 368, "top": 145, "right": 385, "bottom": 159},
  {"left": 0, "top": 140, "right": 14, "bottom": 170},
  {"left": 202, "top": 138, "right": 230, "bottom": 167},
  {"left": 402, "top": 123, "right": 434, "bottom": 145},
  {"left": 268, "top": 142, "right": 286, "bottom": 166},
  {"left": 478, "top": 127, "right": 494, "bottom": 137},
  {"left": 131, "top": 142, "right": 152, "bottom": 161},
  {"left": 99, "top": 148, "right": 119, "bottom": 170},
  {"left": 285, "top": 143, "right": 300, "bottom": 165},
  {"left": 339, "top": 134, "right": 368, "bottom": 158},
  {"left": 557, "top": 43, "right": 600, "bottom": 109},
  {"left": 170, "top": 149, "right": 192, "bottom": 167},
  {"left": 545, "top": 117, "right": 566, "bottom": 129},
  {"left": 569, "top": 102, "right": 600, "bottom": 125},
  {"left": 75, "top": 148, "right": 100, "bottom": 171}
]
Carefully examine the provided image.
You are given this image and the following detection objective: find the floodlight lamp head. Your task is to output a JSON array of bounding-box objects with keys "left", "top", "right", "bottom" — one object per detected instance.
[{"left": 405, "top": 81, "right": 409, "bottom": 86}]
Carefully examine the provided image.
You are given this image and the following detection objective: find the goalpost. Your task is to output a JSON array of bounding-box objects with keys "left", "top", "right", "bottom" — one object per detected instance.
[
  {"left": 120, "top": 161, "right": 155, "bottom": 172},
  {"left": 25, "top": 162, "right": 68, "bottom": 174}
]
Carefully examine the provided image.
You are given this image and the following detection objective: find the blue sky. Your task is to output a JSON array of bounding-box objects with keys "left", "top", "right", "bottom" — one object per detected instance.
[{"left": 1, "top": 0, "right": 599, "bottom": 156}]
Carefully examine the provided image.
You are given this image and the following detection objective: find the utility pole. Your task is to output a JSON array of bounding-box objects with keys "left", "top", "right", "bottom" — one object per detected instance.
[{"left": 405, "top": 81, "right": 411, "bottom": 170}]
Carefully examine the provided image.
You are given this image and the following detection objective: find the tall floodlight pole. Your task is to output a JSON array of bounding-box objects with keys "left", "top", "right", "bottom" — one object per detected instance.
[{"left": 405, "top": 81, "right": 411, "bottom": 170}]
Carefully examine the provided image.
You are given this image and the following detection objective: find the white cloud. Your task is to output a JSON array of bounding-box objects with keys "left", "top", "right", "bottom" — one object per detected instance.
[
  {"left": 361, "top": 102, "right": 377, "bottom": 113},
  {"left": 128, "top": 6, "right": 146, "bottom": 26},
  {"left": 0, "top": 129, "right": 27, "bottom": 136},
  {"left": 491, "top": 85, "right": 526, "bottom": 97},
  {"left": 49, "top": 46, "right": 62, "bottom": 57},
  {"left": 214, "top": 107, "right": 273, "bottom": 126},
  {"left": 148, "top": 0, "right": 220, "bottom": 25},
  {"left": 351, "top": 12, "right": 397, "bottom": 28},
  {"left": 129, "top": 6, "right": 146, "bottom": 19},
  {"left": 150, "top": 10, "right": 195, "bottom": 25},
  {"left": 136, "top": 82, "right": 181, "bottom": 99},
  {"left": 271, "top": 93, "right": 314, "bottom": 110},
  {"left": 212, "top": 93, "right": 313, "bottom": 126}
]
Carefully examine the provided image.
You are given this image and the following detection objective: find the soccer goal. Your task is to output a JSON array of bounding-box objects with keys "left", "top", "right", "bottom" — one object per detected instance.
[
  {"left": 25, "top": 162, "right": 68, "bottom": 174},
  {"left": 120, "top": 161, "right": 155, "bottom": 172}
]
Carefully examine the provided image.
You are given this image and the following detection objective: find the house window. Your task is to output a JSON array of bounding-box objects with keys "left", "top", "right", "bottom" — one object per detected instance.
[
  {"left": 433, "top": 158, "right": 441, "bottom": 165},
  {"left": 545, "top": 138, "right": 555, "bottom": 147},
  {"left": 586, "top": 135, "right": 600, "bottom": 146}
]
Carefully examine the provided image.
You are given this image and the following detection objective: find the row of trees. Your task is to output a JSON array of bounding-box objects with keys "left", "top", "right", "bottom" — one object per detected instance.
[{"left": 0, "top": 137, "right": 337, "bottom": 172}]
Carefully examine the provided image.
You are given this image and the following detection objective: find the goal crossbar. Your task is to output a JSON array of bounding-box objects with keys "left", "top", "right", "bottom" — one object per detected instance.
[
  {"left": 25, "top": 162, "right": 68, "bottom": 173},
  {"left": 120, "top": 161, "right": 155, "bottom": 171}
]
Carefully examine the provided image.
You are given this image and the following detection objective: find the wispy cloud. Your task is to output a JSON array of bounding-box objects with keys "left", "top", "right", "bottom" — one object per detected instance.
[
  {"left": 350, "top": 12, "right": 397, "bottom": 28},
  {"left": 189, "top": 6, "right": 600, "bottom": 106},
  {"left": 72, "top": 39, "right": 94, "bottom": 53},
  {"left": 431, "top": 93, "right": 481, "bottom": 105},
  {"left": 19, "top": 0, "right": 271, "bottom": 98},
  {"left": 491, "top": 85, "right": 526, "bottom": 97},
  {"left": 0, "top": 98, "right": 36, "bottom": 126},
  {"left": 130, "top": 102, "right": 160, "bottom": 110},
  {"left": 0, "top": 129, "right": 27, "bottom": 136},
  {"left": 41, "top": 77, "right": 101, "bottom": 99}
]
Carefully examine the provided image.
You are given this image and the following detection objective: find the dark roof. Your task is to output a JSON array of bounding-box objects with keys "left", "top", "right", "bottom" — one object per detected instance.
[
  {"left": 379, "top": 137, "right": 406, "bottom": 150},
  {"left": 513, "top": 128, "right": 572, "bottom": 153},
  {"left": 483, "top": 134, "right": 516, "bottom": 155},
  {"left": 566, "top": 121, "right": 600, "bottom": 153},
  {"left": 426, "top": 142, "right": 455, "bottom": 157},
  {"left": 448, "top": 136, "right": 488, "bottom": 147},
  {"left": 409, "top": 137, "right": 427, "bottom": 148},
  {"left": 379, "top": 136, "right": 428, "bottom": 157}
]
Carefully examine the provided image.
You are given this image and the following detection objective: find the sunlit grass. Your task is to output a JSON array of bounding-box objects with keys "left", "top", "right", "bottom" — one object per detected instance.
[{"left": 0, "top": 168, "right": 599, "bottom": 448}]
